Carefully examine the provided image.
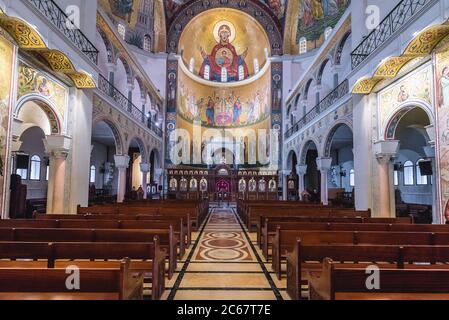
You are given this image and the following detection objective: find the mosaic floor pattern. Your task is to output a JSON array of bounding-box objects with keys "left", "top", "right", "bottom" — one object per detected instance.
[{"left": 164, "top": 205, "right": 289, "bottom": 300}]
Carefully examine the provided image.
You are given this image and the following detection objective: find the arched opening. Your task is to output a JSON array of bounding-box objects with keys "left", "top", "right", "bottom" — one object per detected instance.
[
  {"left": 126, "top": 137, "right": 146, "bottom": 201},
  {"left": 115, "top": 57, "right": 131, "bottom": 96},
  {"left": 304, "top": 79, "right": 315, "bottom": 114},
  {"left": 335, "top": 32, "right": 352, "bottom": 80},
  {"left": 286, "top": 150, "right": 298, "bottom": 200},
  {"left": 319, "top": 59, "right": 333, "bottom": 97},
  {"left": 9, "top": 99, "right": 61, "bottom": 218},
  {"left": 302, "top": 141, "right": 320, "bottom": 202},
  {"left": 390, "top": 107, "right": 434, "bottom": 223},
  {"left": 90, "top": 120, "right": 121, "bottom": 204},
  {"left": 326, "top": 124, "right": 354, "bottom": 207}
]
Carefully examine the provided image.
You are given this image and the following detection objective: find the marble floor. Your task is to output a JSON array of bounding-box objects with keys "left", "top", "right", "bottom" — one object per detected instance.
[{"left": 162, "top": 204, "right": 290, "bottom": 300}]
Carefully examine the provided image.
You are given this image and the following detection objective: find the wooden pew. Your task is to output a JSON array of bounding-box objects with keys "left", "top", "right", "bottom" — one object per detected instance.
[
  {"left": 1, "top": 218, "right": 188, "bottom": 258},
  {"left": 0, "top": 227, "right": 177, "bottom": 279},
  {"left": 258, "top": 216, "right": 413, "bottom": 256},
  {"left": 309, "top": 258, "right": 449, "bottom": 300},
  {"left": 0, "top": 241, "right": 165, "bottom": 300},
  {"left": 271, "top": 230, "right": 449, "bottom": 279},
  {"left": 285, "top": 242, "right": 449, "bottom": 300},
  {"left": 0, "top": 258, "right": 143, "bottom": 300}
]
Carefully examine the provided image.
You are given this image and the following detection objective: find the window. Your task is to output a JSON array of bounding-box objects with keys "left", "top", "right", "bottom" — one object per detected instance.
[
  {"left": 324, "top": 27, "right": 333, "bottom": 40},
  {"left": 221, "top": 67, "right": 227, "bottom": 83},
  {"left": 349, "top": 169, "right": 355, "bottom": 187},
  {"left": 118, "top": 23, "right": 126, "bottom": 40},
  {"left": 299, "top": 37, "right": 307, "bottom": 54},
  {"left": 203, "top": 65, "right": 210, "bottom": 80},
  {"left": 189, "top": 58, "right": 195, "bottom": 73},
  {"left": 403, "top": 161, "right": 414, "bottom": 186},
  {"left": 90, "top": 165, "right": 96, "bottom": 184},
  {"left": 29, "top": 155, "right": 41, "bottom": 180},
  {"left": 238, "top": 65, "right": 244, "bottom": 81},
  {"left": 416, "top": 159, "right": 428, "bottom": 185},
  {"left": 46, "top": 165, "right": 49, "bottom": 181},
  {"left": 253, "top": 58, "right": 259, "bottom": 74},
  {"left": 143, "top": 34, "right": 152, "bottom": 52},
  {"left": 16, "top": 168, "right": 28, "bottom": 180},
  {"left": 394, "top": 170, "right": 399, "bottom": 186}
]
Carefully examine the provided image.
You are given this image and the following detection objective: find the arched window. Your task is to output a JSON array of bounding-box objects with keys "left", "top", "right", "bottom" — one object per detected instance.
[
  {"left": 143, "top": 34, "right": 152, "bottom": 52},
  {"left": 203, "top": 65, "right": 210, "bottom": 80},
  {"left": 221, "top": 67, "right": 228, "bottom": 82},
  {"left": 299, "top": 37, "right": 307, "bottom": 54},
  {"left": 416, "top": 159, "right": 428, "bottom": 185},
  {"left": 238, "top": 65, "right": 245, "bottom": 81},
  {"left": 324, "top": 27, "right": 333, "bottom": 40},
  {"left": 118, "top": 23, "right": 126, "bottom": 40},
  {"left": 349, "top": 169, "right": 355, "bottom": 187},
  {"left": 30, "top": 155, "right": 41, "bottom": 181},
  {"left": 253, "top": 58, "right": 260, "bottom": 74},
  {"left": 403, "top": 161, "right": 414, "bottom": 186},
  {"left": 90, "top": 165, "right": 96, "bottom": 184},
  {"left": 189, "top": 57, "right": 195, "bottom": 73}
]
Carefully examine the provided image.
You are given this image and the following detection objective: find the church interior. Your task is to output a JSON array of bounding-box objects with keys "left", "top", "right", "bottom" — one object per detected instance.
[{"left": 1, "top": 0, "right": 449, "bottom": 302}]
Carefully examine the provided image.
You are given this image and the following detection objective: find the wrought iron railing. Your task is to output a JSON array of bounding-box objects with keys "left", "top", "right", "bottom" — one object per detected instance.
[
  {"left": 98, "top": 74, "right": 163, "bottom": 137},
  {"left": 351, "top": 0, "right": 435, "bottom": 69},
  {"left": 285, "top": 79, "right": 349, "bottom": 139},
  {"left": 27, "top": 0, "right": 99, "bottom": 64}
]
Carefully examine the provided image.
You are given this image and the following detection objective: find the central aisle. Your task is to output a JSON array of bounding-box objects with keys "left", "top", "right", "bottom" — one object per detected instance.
[{"left": 164, "top": 205, "right": 288, "bottom": 300}]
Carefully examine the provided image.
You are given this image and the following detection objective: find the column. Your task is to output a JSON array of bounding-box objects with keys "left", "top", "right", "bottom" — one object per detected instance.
[
  {"left": 282, "top": 170, "right": 289, "bottom": 200},
  {"left": 316, "top": 157, "right": 332, "bottom": 205},
  {"left": 296, "top": 164, "right": 308, "bottom": 200},
  {"left": 126, "top": 83, "right": 135, "bottom": 111},
  {"left": 140, "top": 163, "right": 150, "bottom": 199},
  {"left": 374, "top": 140, "right": 399, "bottom": 218},
  {"left": 114, "top": 155, "right": 130, "bottom": 203},
  {"left": 44, "top": 135, "right": 71, "bottom": 214},
  {"left": 106, "top": 63, "right": 117, "bottom": 85}
]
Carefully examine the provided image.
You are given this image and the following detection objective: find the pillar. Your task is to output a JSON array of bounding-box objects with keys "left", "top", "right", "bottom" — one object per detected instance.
[
  {"left": 44, "top": 135, "right": 71, "bottom": 214},
  {"left": 114, "top": 155, "right": 130, "bottom": 203},
  {"left": 140, "top": 162, "right": 150, "bottom": 199},
  {"left": 282, "top": 170, "right": 289, "bottom": 200},
  {"left": 316, "top": 157, "right": 332, "bottom": 205},
  {"left": 296, "top": 164, "right": 308, "bottom": 200},
  {"left": 374, "top": 140, "right": 399, "bottom": 218}
]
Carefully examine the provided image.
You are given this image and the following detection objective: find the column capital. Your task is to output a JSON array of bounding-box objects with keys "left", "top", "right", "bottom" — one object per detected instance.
[
  {"left": 316, "top": 157, "right": 332, "bottom": 171},
  {"left": 423, "top": 145, "right": 435, "bottom": 158},
  {"left": 140, "top": 162, "right": 150, "bottom": 173},
  {"left": 126, "top": 82, "right": 135, "bottom": 92},
  {"left": 296, "top": 164, "right": 308, "bottom": 176},
  {"left": 106, "top": 62, "right": 117, "bottom": 73},
  {"left": 425, "top": 124, "right": 436, "bottom": 144},
  {"left": 114, "top": 154, "right": 130, "bottom": 169},
  {"left": 282, "top": 170, "right": 291, "bottom": 177},
  {"left": 374, "top": 140, "right": 399, "bottom": 164},
  {"left": 44, "top": 135, "right": 71, "bottom": 158}
]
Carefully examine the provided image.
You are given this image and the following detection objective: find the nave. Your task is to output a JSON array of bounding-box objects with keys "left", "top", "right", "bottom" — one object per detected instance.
[{"left": 164, "top": 205, "right": 287, "bottom": 300}]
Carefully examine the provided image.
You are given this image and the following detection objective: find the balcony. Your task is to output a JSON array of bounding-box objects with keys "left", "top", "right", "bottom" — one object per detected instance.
[
  {"left": 285, "top": 79, "right": 349, "bottom": 139},
  {"left": 351, "top": 0, "right": 436, "bottom": 69},
  {"left": 98, "top": 74, "right": 163, "bottom": 137},
  {"left": 27, "top": 0, "right": 99, "bottom": 64}
]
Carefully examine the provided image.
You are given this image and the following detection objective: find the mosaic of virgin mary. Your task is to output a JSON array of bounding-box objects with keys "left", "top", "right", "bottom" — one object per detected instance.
[{"left": 199, "top": 22, "right": 249, "bottom": 82}]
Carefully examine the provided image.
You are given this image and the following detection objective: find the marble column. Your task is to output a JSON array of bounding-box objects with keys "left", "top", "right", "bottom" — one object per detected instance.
[
  {"left": 44, "top": 135, "right": 71, "bottom": 214},
  {"left": 316, "top": 157, "right": 333, "bottom": 205},
  {"left": 296, "top": 164, "right": 308, "bottom": 200},
  {"left": 282, "top": 170, "right": 289, "bottom": 200},
  {"left": 140, "top": 163, "right": 150, "bottom": 199},
  {"left": 374, "top": 140, "right": 399, "bottom": 218},
  {"left": 114, "top": 155, "right": 130, "bottom": 203}
]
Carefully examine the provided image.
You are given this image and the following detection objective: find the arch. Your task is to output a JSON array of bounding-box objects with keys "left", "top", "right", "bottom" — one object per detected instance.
[
  {"left": 317, "top": 58, "right": 330, "bottom": 86},
  {"left": 294, "top": 94, "right": 301, "bottom": 109},
  {"left": 97, "top": 27, "right": 115, "bottom": 64},
  {"left": 384, "top": 101, "right": 434, "bottom": 141},
  {"left": 15, "top": 95, "right": 63, "bottom": 135},
  {"left": 166, "top": 0, "right": 283, "bottom": 56},
  {"left": 150, "top": 148, "right": 162, "bottom": 169},
  {"left": 92, "top": 116, "right": 124, "bottom": 155},
  {"left": 116, "top": 54, "right": 133, "bottom": 82},
  {"left": 334, "top": 31, "right": 351, "bottom": 65},
  {"left": 300, "top": 139, "right": 320, "bottom": 165},
  {"left": 285, "top": 149, "right": 298, "bottom": 171},
  {"left": 322, "top": 120, "right": 354, "bottom": 157},
  {"left": 127, "top": 136, "right": 148, "bottom": 162},
  {"left": 304, "top": 78, "right": 314, "bottom": 100}
]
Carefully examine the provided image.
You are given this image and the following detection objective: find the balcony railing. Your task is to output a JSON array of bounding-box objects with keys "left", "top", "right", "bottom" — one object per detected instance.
[
  {"left": 285, "top": 79, "right": 349, "bottom": 139},
  {"left": 351, "top": 0, "right": 435, "bottom": 69},
  {"left": 27, "top": 0, "right": 99, "bottom": 64},
  {"left": 98, "top": 74, "right": 163, "bottom": 137}
]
